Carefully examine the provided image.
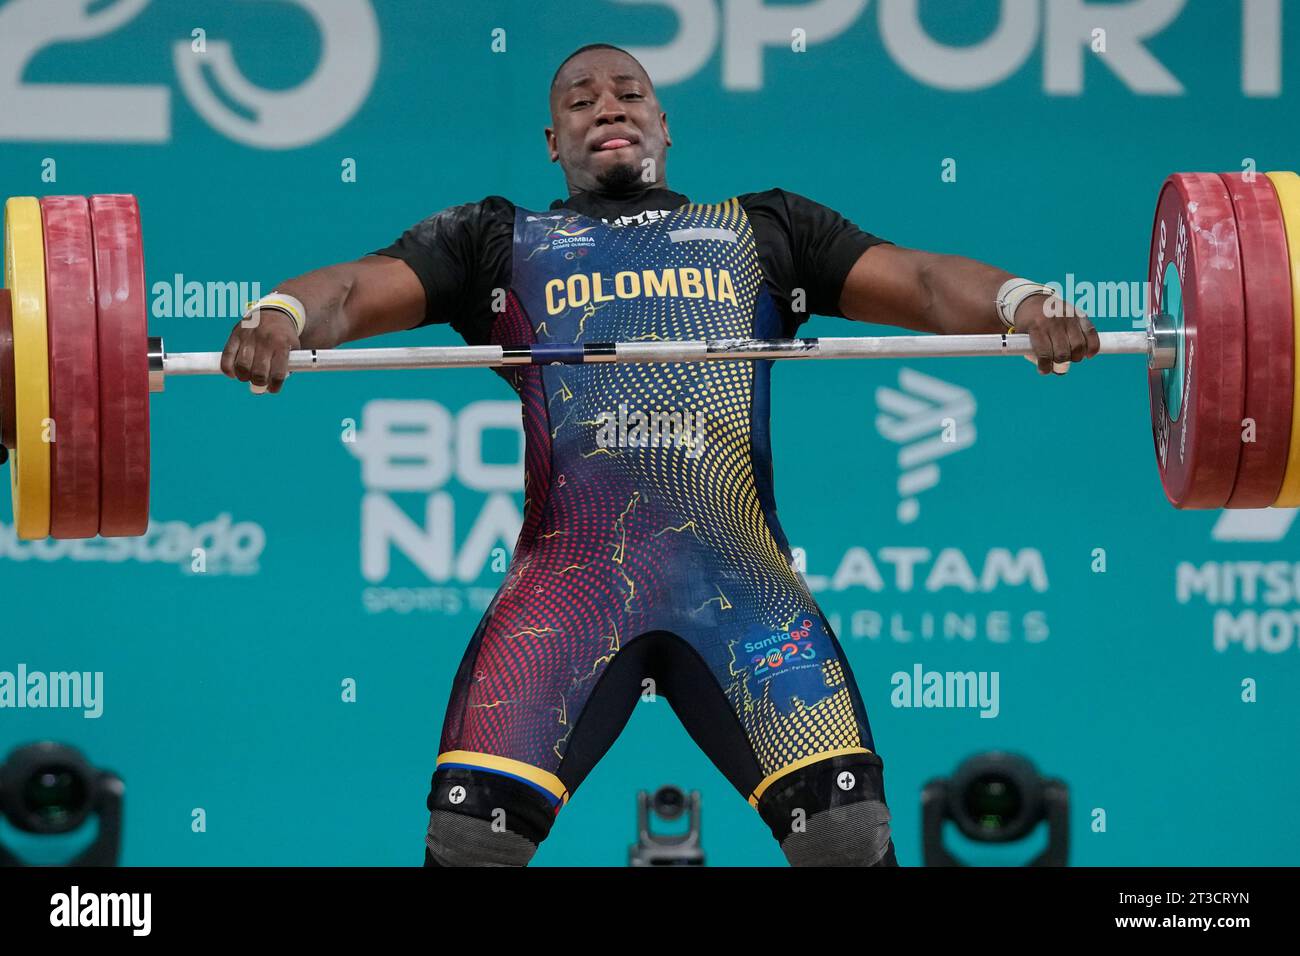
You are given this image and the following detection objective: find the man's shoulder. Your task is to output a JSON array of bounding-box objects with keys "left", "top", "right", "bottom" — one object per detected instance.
[
  {"left": 426, "top": 194, "right": 516, "bottom": 223},
  {"left": 736, "top": 187, "right": 831, "bottom": 215},
  {"left": 734, "top": 188, "right": 801, "bottom": 224},
  {"left": 459, "top": 194, "right": 516, "bottom": 220},
  {"left": 735, "top": 186, "right": 787, "bottom": 205}
]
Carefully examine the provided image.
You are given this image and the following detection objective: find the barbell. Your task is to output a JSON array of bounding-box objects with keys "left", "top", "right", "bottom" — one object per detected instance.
[{"left": 3, "top": 173, "right": 1300, "bottom": 542}]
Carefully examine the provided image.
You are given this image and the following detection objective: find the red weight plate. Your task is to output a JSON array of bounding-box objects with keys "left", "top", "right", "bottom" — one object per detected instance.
[
  {"left": 0, "top": 290, "right": 14, "bottom": 451},
  {"left": 1147, "top": 174, "right": 1246, "bottom": 508},
  {"left": 1219, "top": 173, "right": 1295, "bottom": 507},
  {"left": 89, "top": 195, "right": 150, "bottom": 537},
  {"left": 41, "top": 196, "right": 102, "bottom": 538}
]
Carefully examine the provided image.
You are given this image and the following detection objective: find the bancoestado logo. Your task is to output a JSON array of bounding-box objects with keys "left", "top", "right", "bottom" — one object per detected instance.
[
  {"left": 346, "top": 400, "right": 523, "bottom": 615},
  {"left": 0, "top": 514, "right": 265, "bottom": 575}
]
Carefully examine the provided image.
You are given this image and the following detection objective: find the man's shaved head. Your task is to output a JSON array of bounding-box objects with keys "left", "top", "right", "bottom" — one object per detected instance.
[
  {"left": 546, "top": 44, "right": 670, "bottom": 197},
  {"left": 549, "top": 43, "right": 652, "bottom": 95}
]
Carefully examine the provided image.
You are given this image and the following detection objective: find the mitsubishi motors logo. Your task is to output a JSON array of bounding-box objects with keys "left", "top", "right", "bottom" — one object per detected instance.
[
  {"left": 1211, "top": 509, "right": 1298, "bottom": 542},
  {"left": 1180, "top": 509, "right": 1300, "bottom": 654}
]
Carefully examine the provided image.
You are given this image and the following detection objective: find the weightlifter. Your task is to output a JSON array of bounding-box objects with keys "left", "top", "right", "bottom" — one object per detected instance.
[{"left": 219, "top": 44, "right": 1099, "bottom": 866}]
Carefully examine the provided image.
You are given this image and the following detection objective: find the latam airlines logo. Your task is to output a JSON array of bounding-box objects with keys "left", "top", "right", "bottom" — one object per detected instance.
[
  {"left": 874, "top": 369, "right": 976, "bottom": 524},
  {"left": 797, "top": 369, "right": 1045, "bottom": 646}
]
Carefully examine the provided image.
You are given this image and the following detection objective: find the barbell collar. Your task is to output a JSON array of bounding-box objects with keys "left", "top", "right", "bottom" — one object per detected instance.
[
  {"left": 1147, "top": 321, "right": 1178, "bottom": 372},
  {"left": 148, "top": 337, "right": 165, "bottom": 394}
]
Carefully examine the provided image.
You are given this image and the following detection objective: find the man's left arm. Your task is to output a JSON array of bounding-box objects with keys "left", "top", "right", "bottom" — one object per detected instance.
[{"left": 839, "top": 244, "right": 1101, "bottom": 375}]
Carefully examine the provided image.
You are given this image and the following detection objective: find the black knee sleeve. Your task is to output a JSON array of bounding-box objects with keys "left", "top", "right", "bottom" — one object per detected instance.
[
  {"left": 757, "top": 752, "right": 899, "bottom": 867},
  {"left": 423, "top": 766, "right": 557, "bottom": 867}
]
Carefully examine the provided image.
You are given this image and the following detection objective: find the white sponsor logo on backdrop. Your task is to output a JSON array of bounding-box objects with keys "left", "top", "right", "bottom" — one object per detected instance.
[
  {"left": 875, "top": 368, "right": 976, "bottom": 524},
  {"left": 0, "top": 0, "right": 379, "bottom": 148},
  {"left": 801, "top": 366, "right": 1048, "bottom": 644},
  {"left": 347, "top": 399, "right": 522, "bottom": 615},
  {"left": 1176, "top": 508, "right": 1300, "bottom": 654},
  {"left": 1, "top": 0, "right": 1281, "bottom": 150},
  {"left": 622, "top": 0, "right": 1281, "bottom": 95},
  {"left": 805, "top": 545, "right": 1050, "bottom": 644},
  {"left": 0, "top": 513, "right": 264, "bottom": 573},
  {"left": 1211, "top": 509, "right": 1298, "bottom": 543},
  {"left": 1177, "top": 557, "right": 1300, "bottom": 654}
]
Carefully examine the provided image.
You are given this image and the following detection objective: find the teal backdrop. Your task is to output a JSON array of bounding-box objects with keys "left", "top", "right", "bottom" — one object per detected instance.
[{"left": 1, "top": 0, "right": 1298, "bottom": 866}]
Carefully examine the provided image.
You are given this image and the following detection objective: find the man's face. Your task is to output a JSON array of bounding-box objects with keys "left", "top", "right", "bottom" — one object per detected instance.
[{"left": 547, "top": 49, "right": 670, "bottom": 194}]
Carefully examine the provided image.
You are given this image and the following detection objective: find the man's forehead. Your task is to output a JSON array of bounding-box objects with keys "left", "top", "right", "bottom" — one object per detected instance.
[{"left": 554, "top": 51, "right": 651, "bottom": 93}]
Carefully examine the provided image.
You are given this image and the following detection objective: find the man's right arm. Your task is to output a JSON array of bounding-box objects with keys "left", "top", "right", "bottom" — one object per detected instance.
[
  {"left": 221, "top": 198, "right": 507, "bottom": 392},
  {"left": 219, "top": 253, "right": 428, "bottom": 392}
]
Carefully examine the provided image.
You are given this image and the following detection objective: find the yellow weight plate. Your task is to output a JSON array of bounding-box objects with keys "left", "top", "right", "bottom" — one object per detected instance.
[
  {"left": 1266, "top": 172, "right": 1300, "bottom": 507},
  {"left": 4, "top": 197, "right": 52, "bottom": 539}
]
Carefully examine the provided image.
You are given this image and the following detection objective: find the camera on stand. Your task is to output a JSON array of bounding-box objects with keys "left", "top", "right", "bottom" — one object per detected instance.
[
  {"left": 627, "top": 785, "right": 704, "bottom": 866},
  {"left": 0, "top": 741, "right": 123, "bottom": 867}
]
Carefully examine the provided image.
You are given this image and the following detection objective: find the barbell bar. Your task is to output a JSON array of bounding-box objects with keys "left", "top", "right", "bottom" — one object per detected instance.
[
  {"left": 3, "top": 171, "right": 1300, "bottom": 542},
  {"left": 149, "top": 327, "right": 1172, "bottom": 382}
]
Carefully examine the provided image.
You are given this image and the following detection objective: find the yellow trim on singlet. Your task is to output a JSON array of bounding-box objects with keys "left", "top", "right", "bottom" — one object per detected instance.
[
  {"left": 747, "top": 747, "right": 874, "bottom": 807},
  {"left": 437, "top": 750, "right": 570, "bottom": 804}
]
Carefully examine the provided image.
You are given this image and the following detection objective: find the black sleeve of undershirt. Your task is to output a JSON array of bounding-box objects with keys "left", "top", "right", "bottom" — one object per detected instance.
[
  {"left": 367, "top": 196, "right": 514, "bottom": 344},
  {"left": 740, "top": 188, "right": 890, "bottom": 332}
]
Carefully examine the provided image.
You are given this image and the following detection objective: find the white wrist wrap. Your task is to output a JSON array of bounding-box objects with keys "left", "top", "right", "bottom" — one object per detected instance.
[
  {"left": 244, "top": 292, "right": 307, "bottom": 337},
  {"left": 995, "top": 278, "right": 1055, "bottom": 330}
]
